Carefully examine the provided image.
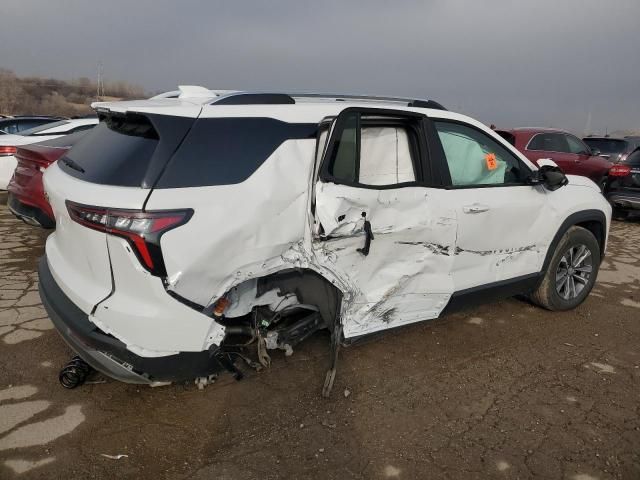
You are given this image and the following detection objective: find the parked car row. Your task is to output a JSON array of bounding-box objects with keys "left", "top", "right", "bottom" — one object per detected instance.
[
  {"left": 496, "top": 127, "right": 640, "bottom": 218},
  {"left": 0, "top": 117, "right": 99, "bottom": 190},
  {"left": 0, "top": 115, "right": 65, "bottom": 135}
]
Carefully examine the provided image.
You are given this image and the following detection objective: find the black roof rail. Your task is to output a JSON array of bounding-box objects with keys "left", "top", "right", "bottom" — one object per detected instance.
[
  {"left": 213, "top": 93, "right": 295, "bottom": 105},
  {"left": 407, "top": 99, "right": 446, "bottom": 110},
  {"left": 292, "top": 93, "right": 446, "bottom": 110},
  {"left": 210, "top": 91, "right": 446, "bottom": 110}
]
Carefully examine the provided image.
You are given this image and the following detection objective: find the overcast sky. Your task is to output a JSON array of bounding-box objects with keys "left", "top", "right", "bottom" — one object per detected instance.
[{"left": 1, "top": 0, "right": 638, "bottom": 133}]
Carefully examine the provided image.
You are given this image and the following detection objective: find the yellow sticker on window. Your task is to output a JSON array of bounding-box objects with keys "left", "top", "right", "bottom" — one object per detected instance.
[{"left": 485, "top": 153, "right": 497, "bottom": 170}]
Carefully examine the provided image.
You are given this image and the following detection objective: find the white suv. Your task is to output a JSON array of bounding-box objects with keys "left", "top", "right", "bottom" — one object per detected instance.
[{"left": 38, "top": 90, "right": 611, "bottom": 390}]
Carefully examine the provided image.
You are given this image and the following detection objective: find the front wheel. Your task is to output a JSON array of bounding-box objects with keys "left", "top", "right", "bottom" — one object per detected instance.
[{"left": 531, "top": 226, "right": 600, "bottom": 311}]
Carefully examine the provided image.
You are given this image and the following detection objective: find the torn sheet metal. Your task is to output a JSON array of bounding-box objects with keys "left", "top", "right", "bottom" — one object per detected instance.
[
  {"left": 313, "top": 183, "right": 457, "bottom": 337},
  {"left": 145, "top": 138, "right": 319, "bottom": 309}
]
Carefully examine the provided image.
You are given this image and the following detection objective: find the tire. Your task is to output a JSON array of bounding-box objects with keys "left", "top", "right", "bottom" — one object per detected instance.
[
  {"left": 531, "top": 226, "right": 600, "bottom": 311},
  {"left": 612, "top": 208, "right": 629, "bottom": 221}
]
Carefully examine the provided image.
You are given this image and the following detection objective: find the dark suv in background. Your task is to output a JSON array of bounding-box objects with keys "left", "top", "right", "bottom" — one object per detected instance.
[
  {"left": 496, "top": 128, "right": 612, "bottom": 187},
  {"left": 583, "top": 136, "right": 640, "bottom": 163}
]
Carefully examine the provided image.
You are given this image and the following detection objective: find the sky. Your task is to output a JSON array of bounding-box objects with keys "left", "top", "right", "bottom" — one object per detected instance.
[{"left": 1, "top": 0, "right": 639, "bottom": 134}]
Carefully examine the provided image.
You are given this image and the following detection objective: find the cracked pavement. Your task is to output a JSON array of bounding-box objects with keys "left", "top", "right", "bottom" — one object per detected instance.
[{"left": 0, "top": 197, "right": 639, "bottom": 479}]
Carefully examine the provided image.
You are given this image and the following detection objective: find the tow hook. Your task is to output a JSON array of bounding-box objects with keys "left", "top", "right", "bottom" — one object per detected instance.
[{"left": 59, "top": 356, "right": 94, "bottom": 389}]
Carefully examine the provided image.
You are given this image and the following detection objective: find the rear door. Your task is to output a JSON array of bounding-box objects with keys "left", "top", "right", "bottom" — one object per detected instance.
[{"left": 312, "top": 108, "right": 457, "bottom": 338}]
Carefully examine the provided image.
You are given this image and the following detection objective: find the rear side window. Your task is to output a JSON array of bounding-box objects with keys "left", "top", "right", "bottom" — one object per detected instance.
[
  {"left": 155, "top": 118, "right": 316, "bottom": 188},
  {"left": 527, "top": 133, "right": 569, "bottom": 153},
  {"left": 59, "top": 116, "right": 159, "bottom": 187},
  {"left": 326, "top": 112, "right": 419, "bottom": 187}
]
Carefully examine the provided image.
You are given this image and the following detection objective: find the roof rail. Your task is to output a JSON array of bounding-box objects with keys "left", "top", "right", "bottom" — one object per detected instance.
[
  {"left": 213, "top": 93, "right": 295, "bottom": 105},
  {"left": 210, "top": 91, "right": 446, "bottom": 110},
  {"left": 292, "top": 93, "right": 446, "bottom": 110}
]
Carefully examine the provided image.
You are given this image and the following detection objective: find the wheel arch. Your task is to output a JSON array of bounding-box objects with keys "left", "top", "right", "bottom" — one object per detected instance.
[{"left": 541, "top": 209, "right": 607, "bottom": 275}]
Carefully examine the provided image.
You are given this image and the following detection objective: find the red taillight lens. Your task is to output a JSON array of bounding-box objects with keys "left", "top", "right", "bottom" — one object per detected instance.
[
  {"left": 609, "top": 164, "right": 631, "bottom": 177},
  {"left": 66, "top": 201, "right": 193, "bottom": 276},
  {"left": 0, "top": 146, "right": 17, "bottom": 156}
]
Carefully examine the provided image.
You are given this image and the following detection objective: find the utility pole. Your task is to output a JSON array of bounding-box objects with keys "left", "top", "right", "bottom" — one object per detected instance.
[{"left": 97, "top": 62, "right": 105, "bottom": 101}]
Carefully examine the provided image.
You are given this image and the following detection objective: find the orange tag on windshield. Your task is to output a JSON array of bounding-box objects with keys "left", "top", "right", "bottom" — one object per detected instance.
[{"left": 485, "top": 153, "right": 497, "bottom": 170}]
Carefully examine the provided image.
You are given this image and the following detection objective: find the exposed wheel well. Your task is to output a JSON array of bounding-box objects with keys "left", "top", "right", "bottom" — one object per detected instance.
[{"left": 575, "top": 219, "right": 605, "bottom": 257}]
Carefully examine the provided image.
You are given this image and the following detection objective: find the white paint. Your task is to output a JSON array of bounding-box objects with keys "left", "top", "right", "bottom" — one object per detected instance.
[
  {"left": 496, "top": 460, "right": 510, "bottom": 471},
  {"left": 468, "top": 317, "right": 484, "bottom": 325},
  {"left": 588, "top": 362, "right": 616, "bottom": 374},
  {"left": 3, "top": 329, "right": 42, "bottom": 344},
  {"left": 0, "top": 400, "right": 51, "bottom": 434},
  {"left": 0, "top": 405, "right": 85, "bottom": 450},
  {"left": 621, "top": 298, "right": 640, "bottom": 309},
  {"left": 566, "top": 396, "right": 578, "bottom": 403},
  {"left": 384, "top": 465, "right": 401, "bottom": 477},
  {"left": 0, "top": 385, "right": 37, "bottom": 402},
  {"left": 20, "top": 318, "right": 54, "bottom": 330},
  {"left": 572, "top": 474, "right": 599, "bottom": 480},
  {"left": 4, "top": 457, "right": 55, "bottom": 474},
  {"left": 40, "top": 361, "right": 53, "bottom": 368}
]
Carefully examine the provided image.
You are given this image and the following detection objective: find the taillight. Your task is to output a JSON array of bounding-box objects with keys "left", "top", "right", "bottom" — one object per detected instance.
[
  {"left": 66, "top": 201, "right": 193, "bottom": 276},
  {"left": 0, "top": 146, "right": 17, "bottom": 156},
  {"left": 609, "top": 164, "right": 632, "bottom": 177}
]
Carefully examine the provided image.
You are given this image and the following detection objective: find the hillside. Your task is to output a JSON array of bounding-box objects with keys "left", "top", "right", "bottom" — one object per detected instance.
[{"left": 0, "top": 68, "right": 146, "bottom": 117}]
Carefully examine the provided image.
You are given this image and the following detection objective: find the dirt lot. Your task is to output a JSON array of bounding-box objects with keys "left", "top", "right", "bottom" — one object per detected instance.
[{"left": 0, "top": 199, "right": 639, "bottom": 480}]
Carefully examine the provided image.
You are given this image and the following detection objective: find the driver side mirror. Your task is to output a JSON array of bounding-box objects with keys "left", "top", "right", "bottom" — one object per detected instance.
[
  {"left": 528, "top": 164, "right": 569, "bottom": 191},
  {"left": 590, "top": 148, "right": 601, "bottom": 156}
]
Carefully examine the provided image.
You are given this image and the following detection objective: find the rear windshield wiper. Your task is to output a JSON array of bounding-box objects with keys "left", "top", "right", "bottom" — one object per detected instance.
[{"left": 60, "top": 157, "right": 85, "bottom": 173}]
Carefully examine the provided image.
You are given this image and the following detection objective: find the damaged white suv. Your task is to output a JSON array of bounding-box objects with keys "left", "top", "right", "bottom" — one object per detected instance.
[{"left": 39, "top": 89, "right": 611, "bottom": 392}]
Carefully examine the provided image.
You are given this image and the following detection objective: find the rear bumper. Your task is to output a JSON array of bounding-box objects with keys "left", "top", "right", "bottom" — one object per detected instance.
[
  {"left": 7, "top": 193, "right": 55, "bottom": 228},
  {"left": 38, "top": 256, "right": 226, "bottom": 384}
]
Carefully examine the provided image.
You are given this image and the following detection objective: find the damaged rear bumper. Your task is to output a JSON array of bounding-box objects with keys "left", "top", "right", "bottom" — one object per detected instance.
[{"left": 38, "top": 256, "right": 226, "bottom": 384}]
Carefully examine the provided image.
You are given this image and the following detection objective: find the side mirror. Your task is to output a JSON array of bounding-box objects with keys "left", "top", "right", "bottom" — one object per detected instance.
[
  {"left": 590, "top": 148, "right": 601, "bottom": 156},
  {"left": 528, "top": 164, "right": 568, "bottom": 191}
]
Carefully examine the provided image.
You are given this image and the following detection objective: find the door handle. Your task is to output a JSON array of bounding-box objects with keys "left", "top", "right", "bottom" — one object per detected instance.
[
  {"left": 357, "top": 212, "right": 374, "bottom": 256},
  {"left": 463, "top": 204, "right": 490, "bottom": 214}
]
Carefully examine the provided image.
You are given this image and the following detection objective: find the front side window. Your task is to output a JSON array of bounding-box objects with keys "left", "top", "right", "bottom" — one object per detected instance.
[
  {"left": 434, "top": 121, "right": 528, "bottom": 187},
  {"left": 527, "top": 133, "right": 568, "bottom": 153},
  {"left": 327, "top": 112, "right": 418, "bottom": 186},
  {"left": 565, "top": 134, "right": 590, "bottom": 155}
]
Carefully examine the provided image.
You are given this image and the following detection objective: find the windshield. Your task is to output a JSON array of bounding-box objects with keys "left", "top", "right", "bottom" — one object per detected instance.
[
  {"left": 20, "top": 120, "right": 70, "bottom": 136},
  {"left": 583, "top": 138, "right": 628, "bottom": 154}
]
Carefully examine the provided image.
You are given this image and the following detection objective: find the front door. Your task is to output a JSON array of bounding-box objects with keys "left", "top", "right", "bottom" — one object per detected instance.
[
  {"left": 312, "top": 108, "right": 457, "bottom": 338},
  {"left": 431, "top": 120, "right": 549, "bottom": 293}
]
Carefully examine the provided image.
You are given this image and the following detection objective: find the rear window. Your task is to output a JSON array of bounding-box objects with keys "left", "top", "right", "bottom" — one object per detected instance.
[
  {"left": 155, "top": 118, "right": 316, "bottom": 188},
  {"left": 20, "top": 120, "right": 70, "bottom": 136},
  {"left": 583, "top": 138, "right": 628, "bottom": 154},
  {"left": 59, "top": 116, "right": 159, "bottom": 187}
]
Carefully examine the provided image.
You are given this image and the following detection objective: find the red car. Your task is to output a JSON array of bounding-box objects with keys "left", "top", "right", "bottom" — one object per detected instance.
[
  {"left": 7, "top": 131, "right": 88, "bottom": 228},
  {"left": 496, "top": 128, "right": 612, "bottom": 187}
]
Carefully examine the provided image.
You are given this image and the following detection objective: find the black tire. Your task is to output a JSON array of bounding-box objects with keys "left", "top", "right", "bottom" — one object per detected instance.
[
  {"left": 531, "top": 226, "right": 600, "bottom": 311},
  {"left": 612, "top": 208, "right": 629, "bottom": 221}
]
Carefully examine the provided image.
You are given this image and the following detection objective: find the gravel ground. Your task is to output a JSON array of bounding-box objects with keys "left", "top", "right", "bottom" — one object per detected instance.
[{"left": 0, "top": 197, "right": 639, "bottom": 480}]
